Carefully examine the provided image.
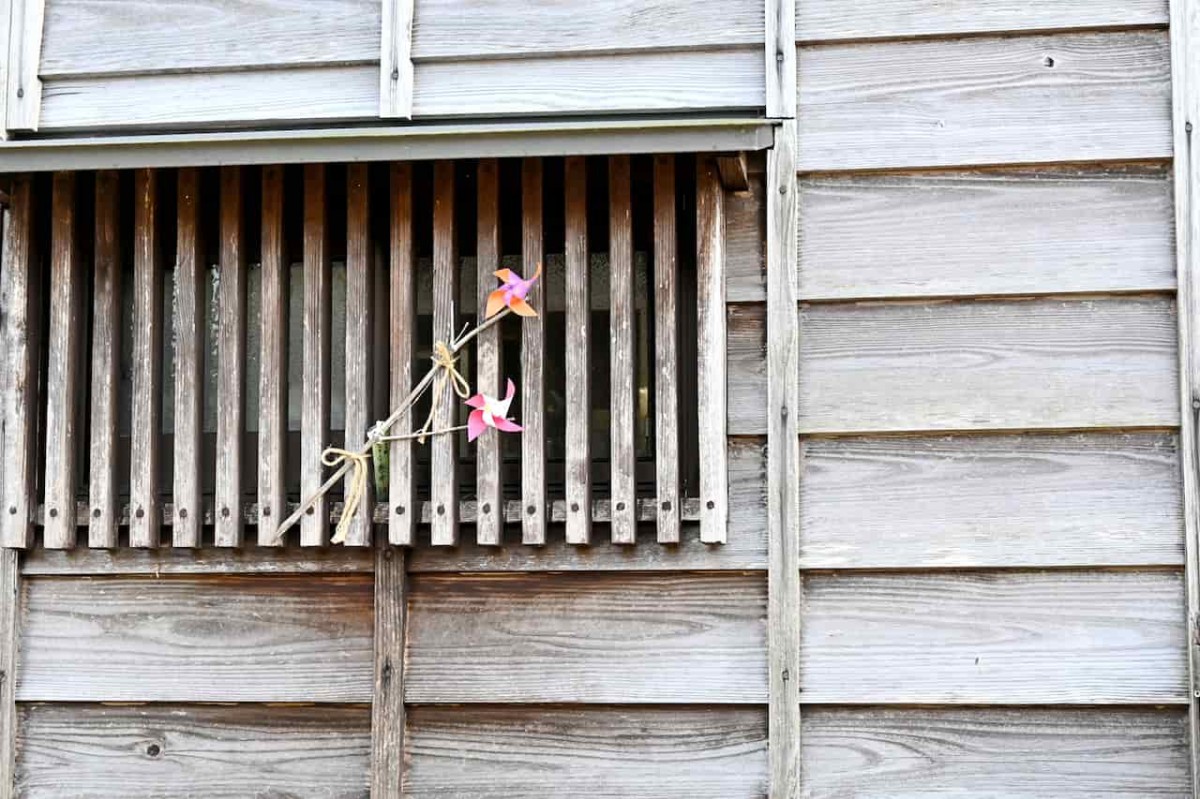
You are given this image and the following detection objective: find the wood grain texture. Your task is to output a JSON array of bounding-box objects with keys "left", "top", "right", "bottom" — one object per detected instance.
[
  {"left": 129, "top": 169, "right": 162, "bottom": 548},
  {"left": 6, "top": 0, "right": 46, "bottom": 130},
  {"left": 388, "top": 163, "right": 416, "bottom": 546},
  {"left": 475, "top": 159, "right": 503, "bottom": 545},
  {"left": 372, "top": 546, "right": 406, "bottom": 798},
  {"left": 564, "top": 156, "right": 591, "bottom": 546},
  {"left": 18, "top": 574, "right": 373, "bottom": 702},
  {"left": 609, "top": 155, "right": 637, "bottom": 544},
  {"left": 798, "top": 297, "right": 1179, "bottom": 434},
  {"left": 766, "top": 0, "right": 796, "bottom": 119},
  {"left": 801, "top": 707, "right": 1189, "bottom": 798},
  {"left": 16, "top": 703, "right": 370, "bottom": 798},
  {"left": 343, "top": 164, "right": 374, "bottom": 546},
  {"left": 88, "top": 171, "right": 121, "bottom": 549},
  {"left": 725, "top": 167, "right": 766, "bottom": 302},
  {"left": 379, "top": 0, "right": 414, "bottom": 118},
  {"left": 22, "top": 545, "right": 374, "bottom": 576},
  {"left": 802, "top": 570, "right": 1187, "bottom": 704},
  {"left": 797, "top": 31, "right": 1172, "bottom": 171},
  {"left": 0, "top": 551, "right": 18, "bottom": 795},
  {"left": 301, "top": 164, "right": 332, "bottom": 547},
  {"left": 430, "top": 160, "right": 459, "bottom": 547},
  {"left": 172, "top": 167, "right": 203, "bottom": 548},
  {"left": 653, "top": 155, "right": 681, "bottom": 543},
  {"left": 214, "top": 166, "right": 246, "bottom": 547},
  {"left": 521, "top": 158, "right": 547, "bottom": 545},
  {"left": 405, "top": 572, "right": 767, "bottom": 703},
  {"left": 257, "top": 165, "right": 287, "bottom": 546},
  {"left": 798, "top": 166, "right": 1176, "bottom": 301},
  {"left": 42, "top": 172, "right": 81, "bottom": 549},
  {"left": 801, "top": 432, "right": 1184, "bottom": 569},
  {"left": 405, "top": 706, "right": 768, "bottom": 799},
  {"left": 696, "top": 159, "right": 728, "bottom": 542}
]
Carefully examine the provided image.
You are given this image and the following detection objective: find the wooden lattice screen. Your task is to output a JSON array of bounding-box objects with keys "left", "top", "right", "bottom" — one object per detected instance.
[{"left": 0, "top": 156, "right": 728, "bottom": 549}]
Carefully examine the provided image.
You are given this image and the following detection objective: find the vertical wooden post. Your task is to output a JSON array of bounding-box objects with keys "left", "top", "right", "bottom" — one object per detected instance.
[
  {"left": 564, "top": 156, "right": 592, "bottom": 546},
  {"left": 89, "top": 170, "right": 121, "bottom": 549},
  {"left": 343, "top": 164, "right": 374, "bottom": 547},
  {"left": 371, "top": 543, "right": 407, "bottom": 797},
  {"left": 258, "top": 165, "right": 288, "bottom": 545},
  {"left": 173, "top": 167, "right": 204, "bottom": 548},
  {"left": 302, "top": 164, "right": 332, "bottom": 547},
  {"left": 430, "top": 161, "right": 459, "bottom": 547},
  {"left": 389, "top": 163, "right": 416, "bottom": 546},
  {"left": 215, "top": 166, "right": 246, "bottom": 547},
  {"left": 379, "top": 0, "right": 415, "bottom": 119},
  {"left": 5, "top": 0, "right": 45, "bottom": 131},
  {"left": 696, "top": 159, "right": 728, "bottom": 545},
  {"left": 521, "top": 158, "right": 547, "bottom": 545},
  {"left": 653, "top": 155, "right": 680, "bottom": 544},
  {"left": 129, "top": 169, "right": 163, "bottom": 548},
  {"left": 608, "top": 155, "right": 636, "bottom": 544},
  {"left": 0, "top": 550, "right": 18, "bottom": 798},
  {"left": 476, "top": 158, "right": 504, "bottom": 546}
]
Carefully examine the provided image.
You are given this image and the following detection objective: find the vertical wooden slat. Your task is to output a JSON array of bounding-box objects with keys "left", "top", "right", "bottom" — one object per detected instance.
[
  {"left": 215, "top": 166, "right": 246, "bottom": 547},
  {"left": 302, "top": 164, "right": 332, "bottom": 547},
  {"left": 5, "top": 0, "right": 46, "bottom": 132},
  {"left": 343, "top": 164, "right": 374, "bottom": 547},
  {"left": 371, "top": 544, "right": 407, "bottom": 797},
  {"left": 564, "top": 156, "right": 591, "bottom": 546},
  {"left": 475, "top": 158, "right": 504, "bottom": 546},
  {"left": 431, "top": 160, "right": 459, "bottom": 547},
  {"left": 0, "top": 550, "right": 18, "bottom": 797},
  {"left": 609, "top": 155, "right": 636, "bottom": 545},
  {"left": 258, "top": 166, "right": 287, "bottom": 546},
  {"left": 173, "top": 168, "right": 203, "bottom": 548},
  {"left": 653, "top": 155, "right": 681, "bottom": 544},
  {"left": 696, "top": 158, "right": 729, "bottom": 545},
  {"left": 389, "top": 163, "right": 416, "bottom": 546},
  {"left": 42, "top": 171, "right": 81, "bottom": 549},
  {"left": 129, "top": 168, "right": 162, "bottom": 548},
  {"left": 89, "top": 171, "right": 121, "bottom": 549},
  {"left": 0, "top": 176, "right": 37, "bottom": 549},
  {"left": 379, "top": 0, "right": 415, "bottom": 119},
  {"left": 521, "top": 158, "right": 547, "bottom": 545}
]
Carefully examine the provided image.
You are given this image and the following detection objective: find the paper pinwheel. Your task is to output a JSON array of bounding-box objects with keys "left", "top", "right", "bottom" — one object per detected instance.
[
  {"left": 484, "top": 263, "right": 542, "bottom": 319},
  {"left": 465, "top": 379, "right": 524, "bottom": 442}
]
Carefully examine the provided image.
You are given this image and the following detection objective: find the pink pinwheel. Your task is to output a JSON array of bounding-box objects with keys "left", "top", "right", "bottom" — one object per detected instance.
[
  {"left": 465, "top": 379, "right": 524, "bottom": 442},
  {"left": 484, "top": 263, "right": 542, "bottom": 319}
]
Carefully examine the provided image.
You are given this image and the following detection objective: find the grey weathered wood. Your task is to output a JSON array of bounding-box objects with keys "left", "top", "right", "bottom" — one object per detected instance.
[
  {"left": 405, "top": 572, "right": 766, "bottom": 703},
  {"left": 372, "top": 545, "right": 406, "bottom": 798},
  {"left": 0, "top": 551, "right": 18, "bottom": 796},
  {"left": 653, "top": 155, "right": 680, "bottom": 543},
  {"left": 0, "top": 0, "right": 11, "bottom": 138},
  {"left": 6, "top": 0, "right": 46, "bottom": 130},
  {"left": 0, "top": 176, "right": 38, "bottom": 549},
  {"left": 172, "top": 167, "right": 203, "bottom": 549},
  {"left": 797, "top": 31, "right": 1172, "bottom": 171},
  {"left": 801, "top": 432, "right": 1184, "bottom": 569},
  {"left": 522, "top": 158, "right": 547, "bottom": 545},
  {"left": 18, "top": 575, "right": 373, "bottom": 702},
  {"left": 88, "top": 171, "right": 121, "bottom": 549},
  {"left": 798, "top": 166, "right": 1176, "bottom": 301},
  {"left": 405, "top": 706, "right": 768, "bottom": 799},
  {"left": 379, "top": 0, "right": 414, "bottom": 118},
  {"left": 257, "top": 165, "right": 287, "bottom": 546},
  {"left": 801, "top": 707, "right": 1189, "bottom": 798},
  {"left": 430, "top": 160, "right": 459, "bottom": 547},
  {"left": 609, "top": 155, "right": 637, "bottom": 544},
  {"left": 726, "top": 168, "right": 766, "bottom": 302},
  {"left": 797, "top": 297, "right": 1179, "bottom": 434},
  {"left": 726, "top": 304, "right": 769, "bottom": 435},
  {"left": 765, "top": 0, "right": 795, "bottom": 120},
  {"left": 22, "top": 545, "right": 374, "bottom": 576},
  {"left": 475, "top": 158, "right": 504, "bottom": 546},
  {"left": 343, "top": 164, "right": 374, "bottom": 547},
  {"left": 215, "top": 166, "right": 246, "bottom": 547},
  {"left": 802, "top": 570, "right": 1187, "bottom": 704},
  {"left": 563, "top": 156, "right": 591, "bottom": 545},
  {"left": 388, "top": 163, "right": 416, "bottom": 546},
  {"left": 42, "top": 172, "right": 81, "bottom": 549},
  {"left": 129, "top": 169, "right": 163, "bottom": 548},
  {"left": 696, "top": 158, "right": 728, "bottom": 543},
  {"left": 301, "top": 164, "right": 332, "bottom": 547},
  {"left": 16, "top": 704, "right": 371, "bottom": 798}
]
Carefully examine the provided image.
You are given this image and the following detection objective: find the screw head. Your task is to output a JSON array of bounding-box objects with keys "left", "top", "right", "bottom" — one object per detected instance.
[
  {"left": 135, "top": 507, "right": 145, "bottom": 519},
  {"left": 394, "top": 505, "right": 405, "bottom": 516},
  {"left": 706, "top": 500, "right": 716, "bottom": 510},
  {"left": 526, "top": 505, "right": 536, "bottom": 516},
  {"left": 305, "top": 506, "right": 315, "bottom": 516},
  {"left": 436, "top": 504, "right": 445, "bottom": 516},
  {"left": 178, "top": 508, "right": 188, "bottom": 520},
  {"left": 145, "top": 743, "right": 161, "bottom": 758},
  {"left": 661, "top": 500, "right": 672, "bottom": 512},
  {"left": 221, "top": 507, "right": 230, "bottom": 519},
  {"left": 616, "top": 501, "right": 626, "bottom": 512},
  {"left": 92, "top": 508, "right": 101, "bottom": 519},
  {"left": 481, "top": 502, "right": 491, "bottom": 515},
  {"left": 48, "top": 508, "right": 58, "bottom": 519},
  {"left": 570, "top": 502, "right": 580, "bottom": 513},
  {"left": 261, "top": 506, "right": 271, "bottom": 518}
]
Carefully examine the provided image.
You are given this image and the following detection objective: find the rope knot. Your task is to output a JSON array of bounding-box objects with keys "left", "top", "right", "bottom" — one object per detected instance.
[{"left": 322, "top": 447, "right": 370, "bottom": 544}]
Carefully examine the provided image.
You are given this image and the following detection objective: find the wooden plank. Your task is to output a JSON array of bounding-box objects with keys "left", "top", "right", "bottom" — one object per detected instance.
[
  {"left": 18, "top": 575, "right": 373, "bottom": 702},
  {"left": 802, "top": 707, "right": 1189, "bottom": 797},
  {"left": 129, "top": 169, "right": 162, "bottom": 548},
  {"left": 475, "top": 158, "right": 504, "bottom": 546},
  {"left": 16, "top": 704, "right": 370, "bottom": 798},
  {"left": 802, "top": 432, "right": 1184, "bottom": 569},
  {"left": 798, "top": 297, "right": 1180, "bottom": 434},
  {"left": 42, "top": 0, "right": 379, "bottom": 76},
  {"left": 802, "top": 570, "right": 1187, "bottom": 704},
  {"left": 716, "top": 153, "right": 751, "bottom": 191},
  {"left": 429, "top": 160, "right": 459, "bottom": 547},
  {"left": 301, "top": 164, "right": 332, "bottom": 547},
  {"left": 726, "top": 167, "right": 766, "bottom": 302},
  {"left": 0, "top": 551, "right": 18, "bottom": 796},
  {"left": 257, "top": 165, "right": 287, "bottom": 546},
  {"left": 765, "top": 0, "right": 796, "bottom": 119},
  {"left": 42, "top": 172, "right": 81, "bottom": 549},
  {"left": 342, "top": 163, "right": 374, "bottom": 547},
  {"left": 88, "top": 171, "right": 121, "bottom": 549},
  {"left": 653, "top": 155, "right": 680, "bottom": 543},
  {"left": 799, "top": 166, "right": 1176, "bottom": 301},
  {"left": 22, "top": 546, "right": 374, "bottom": 576},
  {"left": 372, "top": 546, "right": 406, "bottom": 798},
  {"left": 562, "top": 156, "right": 591, "bottom": 546},
  {"left": 388, "top": 163, "right": 416, "bottom": 546},
  {"left": 800, "top": 0, "right": 1168, "bottom": 43},
  {"left": 379, "top": 0, "right": 414, "bottom": 118},
  {"left": 797, "top": 31, "right": 1172, "bottom": 172},
  {"left": 696, "top": 158, "right": 728, "bottom": 543},
  {"left": 214, "top": 166, "right": 246, "bottom": 547},
  {"left": 0, "top": 176, "right": 38, "bottom": 549},
  {"left": 521, "top": 158, "right": 547, "bottom": 545},
  {"left": 6, "top": 0, "right": 46, "bottom": 130},
  {"left": 609, "top": 155, "right": 637, "bottom": 544},
  {"left": 405, "top": 706, "right": 768, "bottom": 799},
  {"left": 172, "top": 167, "right": 203, "bottom": 548},
  {"left": 727, "top": 304, "right": 768, "bottom": 436},
  {"left": 405, "top": 572, "right": 766, "bottom": 703}
]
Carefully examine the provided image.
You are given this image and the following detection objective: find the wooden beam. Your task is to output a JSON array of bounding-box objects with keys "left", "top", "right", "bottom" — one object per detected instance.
[
  {"left": 370, "top": 544, "right": 407, "bottom": 797},
  {"left": 430, "top": 160, "right": 459, "bottom": 547},
  {"left": 215, "top": 166, "right": 246, "bottom": 547},
  {"left": 609, "top": 155, "right": 636, "bottom": 545},
  {"left": 129, "top": 168, "right": 162, "bottom": 548},
  {"left": 379, "top": 0, "right": 415, "bottom": 119},
  {"left": 258, "top": 165, "right": 288, "bottom": 546},
  {"left": 716, "top": 153, "right": 751, "bottom": 192},
  {"left": 173, "top": 167, "right": 203, "bottom": 548},
  {"left": 5, "top": 0, "right": 45, "bottom": 131},
  {"left": 765, "top": 0, "right": 796, "bottom": 120},
  {"left": 476, "top": 158, "right": 504, "bottom": 546},
  {"left": 89, "top": 170, "right": 121, "bottom": 549},
  {"left": 653, "top": 154, "right": 680, "bottom": 544},
  {"left": 388, "top": 163, "right": 416, "bottom": 546},
  {"left": 0, "top": 550, "right": 18, "bottom": 798},
  {"left": 521, "top": 158, "right": 547, "bottom": 545},
  {"left": 343, "top": 164, "right": 374, "bottom": 547},
  {"left": 302, "top": 164, "right": 332, "bottom": 547},
  {"left": 696, "top": 159, "right": 728, "bottom": 545},
  {"left": 563, "top": 155, "right": 591, "bottom": 546}
]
